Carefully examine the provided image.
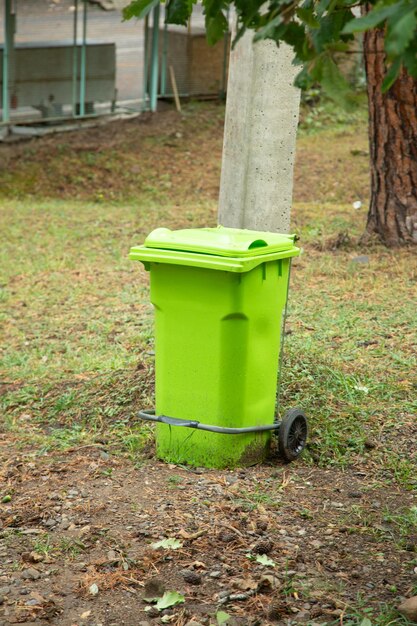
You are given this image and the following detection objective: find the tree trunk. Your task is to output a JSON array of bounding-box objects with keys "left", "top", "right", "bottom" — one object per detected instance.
[{"left": 363, "top": 28, "right": 417, "bottom": 246}]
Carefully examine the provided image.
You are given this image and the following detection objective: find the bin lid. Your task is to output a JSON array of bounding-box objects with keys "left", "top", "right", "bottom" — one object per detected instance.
[
  {"left": 130, "top": 226, "right": 299, "bottom": 273},
  {"left": 143, "top": 226, "right": 295, "bottom": 257}
]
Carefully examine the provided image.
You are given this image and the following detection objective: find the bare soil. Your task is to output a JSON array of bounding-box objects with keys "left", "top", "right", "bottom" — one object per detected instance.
[
  {"left": 0, "top": 102, "right": 370, "bottom": 206},
  {"left": 1, "top": 437, "right": 416, "bottom": 626}
]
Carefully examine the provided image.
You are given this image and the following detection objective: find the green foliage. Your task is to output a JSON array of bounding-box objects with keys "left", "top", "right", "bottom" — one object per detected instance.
[
  {"left": 255, "top": 554, "right": 276, "bottom": 567},
  {"left": 123, "top": 0, "right": 159, "bottom": 20},
  {"left": 155, "top": 591, "right": 185, "bottom": 609},
  {"left": 151, "top": 537, "right": 183, "bottom": 549},
  {"left": 216, "top": 611, "right": 231, "bottom": 626},
  {"left": 123, "top": 0, "right": 417, "bottom": 96},
  {"left": 166, "top": 0, "right": 197, "bottom": 23}
]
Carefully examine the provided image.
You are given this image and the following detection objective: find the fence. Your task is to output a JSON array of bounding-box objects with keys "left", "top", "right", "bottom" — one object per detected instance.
[{"left": 0, "top": 0, "right": 230, "bottom": 129}]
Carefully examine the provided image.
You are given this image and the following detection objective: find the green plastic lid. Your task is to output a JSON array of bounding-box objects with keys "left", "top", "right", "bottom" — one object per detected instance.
[
  {"left": 130, "top": 226, "right": 300, "bottom": 273},
  {"left": 144, "top": 226, "right": 295, "bottom": 257}
]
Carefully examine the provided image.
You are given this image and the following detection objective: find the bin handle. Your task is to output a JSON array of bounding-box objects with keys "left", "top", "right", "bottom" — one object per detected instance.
[{"left": 137, "top": 409, "right": 280, "bottom": 435}]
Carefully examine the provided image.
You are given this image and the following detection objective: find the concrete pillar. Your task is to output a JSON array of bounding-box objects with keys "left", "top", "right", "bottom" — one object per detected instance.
[{"left": 218, "top": 32, "right": 300, "bottom": 234}]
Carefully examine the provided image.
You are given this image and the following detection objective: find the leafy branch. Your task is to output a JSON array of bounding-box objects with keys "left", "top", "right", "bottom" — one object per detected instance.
[{"left": 123, "top": 0, "right": 417, "bottom": 97}]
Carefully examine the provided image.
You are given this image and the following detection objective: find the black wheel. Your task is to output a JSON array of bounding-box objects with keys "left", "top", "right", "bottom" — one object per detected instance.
[{"left": 278, "top": 408, "right": 308, "bottom": 462}]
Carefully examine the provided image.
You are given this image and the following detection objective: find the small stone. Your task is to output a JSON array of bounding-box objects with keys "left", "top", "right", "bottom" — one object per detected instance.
[
  {"left": 348, "top": 491, "right": 363, "bottom": 498},
  {"left": 258, "top": 574, "right": 280, "bottom": 592},
  {"left": 89, "top": 583, "right": 99, "bottom": 596},
  {"left": 146, "top": 606, "right": 160, "bottom": 618},
  {"left": 73, "top": 562, "right": 87, "bottom": 571},
  {"left": 29, "top": 552, "right": 44, "bottom": 563},
  {"left": 21, "top": 568, "right": 41, "bottom": 580},
  {"left": 107, "top": 550, "right": 117, "bottom": 561},
  {"left": 182, "top": 570, "right": 201, "bottom": 585},
  {"left": 296, "top": 611, "right": 311, "bottom": 621},
  {"left": 352, "top": 255, "right": 369, "bottom": 264},
  {"left": 44, "top": 519, "right": 56, "bottom": 528},
  {"left": 144, "top": 577, "right": 165, "bottom": 598},
  {"left": 0, "top": 586, "right": 11, "bottom": 595},
  {"left": 398, "top": 596, "right": 417, "bottom": 622},
  {"left": 81, "top": 611, "right": 92, "bottom": 619},
  {"left": 25, "top": 598, "right": 42, "bottom": 606},
  {"left": 209, "top": 571, "right": 221, "bottom": 578}
]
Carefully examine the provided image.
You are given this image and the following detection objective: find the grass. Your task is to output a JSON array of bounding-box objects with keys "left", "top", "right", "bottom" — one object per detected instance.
[
  {"left": 0, "top": 101, "right": 416, "bottom": 493},
  {"left": 280, "top": 241, "right": 417, "bottom": 487},
  {"left": 340, "top": 604, "right": 414, "bottom": 626}
]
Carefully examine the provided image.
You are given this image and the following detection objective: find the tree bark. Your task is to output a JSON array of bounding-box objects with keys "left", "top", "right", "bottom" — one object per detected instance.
[{"left": 363, "top": 28, "right": 417, "bottom": 246}]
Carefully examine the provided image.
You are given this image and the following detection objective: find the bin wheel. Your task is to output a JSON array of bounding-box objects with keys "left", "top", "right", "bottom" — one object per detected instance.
[{"left": 278, "top": 408, "right": 308, "bottom": 462}]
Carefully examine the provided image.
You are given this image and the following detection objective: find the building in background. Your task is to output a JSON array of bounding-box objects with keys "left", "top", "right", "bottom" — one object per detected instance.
[{"left": 0, "top": 0, "right": 229, "bottom": 129}]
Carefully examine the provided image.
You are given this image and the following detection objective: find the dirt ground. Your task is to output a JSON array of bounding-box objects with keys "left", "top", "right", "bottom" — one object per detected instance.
[
  {"left": 0, "top": 101, "right": 370, "bottom": 207},
  {"left": 1, "top": 439, "right": 416, "bottom": 626}
]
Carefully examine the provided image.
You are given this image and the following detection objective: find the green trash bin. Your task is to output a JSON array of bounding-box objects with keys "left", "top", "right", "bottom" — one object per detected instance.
[{"left": 129, "top": 225, "right": 307, "bottom": 469}]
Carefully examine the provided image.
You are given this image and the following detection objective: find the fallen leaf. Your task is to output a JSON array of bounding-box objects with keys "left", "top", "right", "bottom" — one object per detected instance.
[
  {"left": 156, "top": 591, "right": 185, "bottom": 610},
  {"left": 152, "top": 538, "right": 183, "bottom": 550},
  {"left": 255, "top": 554, "right": 276, "bottom": 567},
  {"left": 217, "top": 610, "right": 231, "bottom": 625},
  {"left": 232, "top": 577, "right": 258, "bottom": 591},
  {"left": 258, "top": 574, "right": 281, "bottom": 591}
]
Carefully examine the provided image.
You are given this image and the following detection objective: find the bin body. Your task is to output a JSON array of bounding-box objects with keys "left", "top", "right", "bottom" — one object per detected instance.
[{"left": 130, "top": 227, "right": 299, "bottom": 468}]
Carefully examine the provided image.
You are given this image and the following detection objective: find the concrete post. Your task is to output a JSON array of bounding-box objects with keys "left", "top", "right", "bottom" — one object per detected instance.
[{"left": 218, "top": 32, "right": 300, "bottom": 233}]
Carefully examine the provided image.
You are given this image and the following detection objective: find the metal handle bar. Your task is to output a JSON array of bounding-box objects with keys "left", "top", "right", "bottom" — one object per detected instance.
[{"left": 137, "top": 409, "right": 280, "bottom": 435}]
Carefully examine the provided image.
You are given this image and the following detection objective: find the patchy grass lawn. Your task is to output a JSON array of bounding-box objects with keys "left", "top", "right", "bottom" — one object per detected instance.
[{"left": 0, "top": 101, "right": 416, "bottom": 626}]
